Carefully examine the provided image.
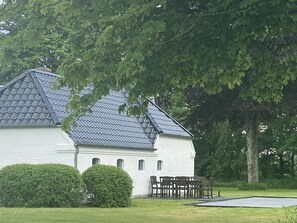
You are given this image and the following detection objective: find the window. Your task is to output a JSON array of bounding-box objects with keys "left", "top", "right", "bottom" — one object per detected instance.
[
  {"left": 138, "top": 159, "right": 145, "bottom": 170},
  {"left": 92, "top": 158, "right": 100, "bottom": 165},
  {"left": 157, "top": 160, "right": 163, "bottom": 171},
  {"left": 117, "top": 159, "right": 124, "bottom": 169}
]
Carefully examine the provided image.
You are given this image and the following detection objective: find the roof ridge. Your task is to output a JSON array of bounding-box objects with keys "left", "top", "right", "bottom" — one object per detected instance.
[
  {"left": 135, "top": 97, "right": 164, "bottom": 134},
  {"left": 30, "top": 70, "right": 60, "bottom": 124},
  {"left": 0, "top": 70, "right": 30, "bottom": 94},
  {"left": 146, "top": 111, "right": 162, "bottom": 133},
  {"left": 30, "top": 69, "right": 60, "bottom": 77},
  {"left": 120, "top": 89, "right": 159, "bottom": 145}
]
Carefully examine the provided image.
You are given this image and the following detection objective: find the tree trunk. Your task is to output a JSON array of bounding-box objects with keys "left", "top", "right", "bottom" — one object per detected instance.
[{"left": 245, "top": 111, "right": 259, "bottom": 183}]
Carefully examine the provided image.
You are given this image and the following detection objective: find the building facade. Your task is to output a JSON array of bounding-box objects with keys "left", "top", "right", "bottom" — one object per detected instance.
[{"left": 0, "top": 69, "right": 195, "bottom": 196}]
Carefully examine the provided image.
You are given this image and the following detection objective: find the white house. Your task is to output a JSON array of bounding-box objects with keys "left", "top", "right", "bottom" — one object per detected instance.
[{"left": 0, "top": 69, "right": 195, "bottom": 196}]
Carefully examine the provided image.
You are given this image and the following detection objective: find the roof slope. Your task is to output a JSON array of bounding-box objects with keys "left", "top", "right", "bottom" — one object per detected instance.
[
  {"left": 0, "top": 69, "right": 192, "bottom": 149},
  {"left": 0, "top": 72, "right": 55, "bottom": 126}
]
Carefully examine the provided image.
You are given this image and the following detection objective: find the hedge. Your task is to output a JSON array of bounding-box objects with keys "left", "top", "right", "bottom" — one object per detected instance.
[
  {"left": 0, "top": 163, "right": 84, "bottom": 207},
  {"left": 82, "top": 165, "right": 133, "bottom": 207},
  {"left": 0, "top": 164, "right": 35, "bottom": 207}
]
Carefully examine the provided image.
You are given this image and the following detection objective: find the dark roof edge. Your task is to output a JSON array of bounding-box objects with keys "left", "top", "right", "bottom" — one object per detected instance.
[
  {"left": 0, "top": 125, "right": 59, "bottom": 129},
  {"left": 30, "top": 70, "right": 60, "bottom": 124},
  {"left": 30, "top": 69, "right": 60, "bottom": 77},
  {"left": 159, "top": 132, "right": 193, "bottom": 139},
  {"left": 75, "top": 142, "right": 156, "bottom": 151},
  {"left": 147, "top": 98, "right": 194, "bottom": 137}
]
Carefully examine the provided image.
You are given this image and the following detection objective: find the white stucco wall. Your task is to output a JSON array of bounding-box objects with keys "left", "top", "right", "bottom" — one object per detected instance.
[
  {"left": 154, "top": 134, "right": 196, "bottom": 178},
  {"left": 0, "top": 128, "right": 75, "bottom": 169},
  {"left": 0, "top": 128, "right": 195, "bottom": 197},
  {"left": 77, "top": 134, "right": 195, "bottom": 196},
  {"left": 77, "top": 147, "right": 158, "bottom": 196}
]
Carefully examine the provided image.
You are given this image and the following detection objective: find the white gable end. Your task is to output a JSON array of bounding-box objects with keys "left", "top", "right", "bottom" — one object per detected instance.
[{"left": 0, "top": 128, "right": 75, "bottom": 168}]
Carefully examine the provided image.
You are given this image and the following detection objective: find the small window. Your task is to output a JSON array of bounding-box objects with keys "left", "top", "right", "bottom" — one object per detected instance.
[
  {"left": 157, "top": 160, "right": 163, "bottom": 171},
  {"left": 117, "top": 159, "right": 124, "bottom": 169},
  {"left": 92, "top": 158, "right": 100, "bottom": 165},
  {"left": 138, "top": 159, "right": 145, "bottom": 170}
]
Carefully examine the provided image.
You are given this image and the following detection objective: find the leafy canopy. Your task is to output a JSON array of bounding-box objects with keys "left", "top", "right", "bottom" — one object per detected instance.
[
  {"left": 0, "top": 0, "right": 69, "bottom": 83},
  {"left": 1, "top": 0, "right": 297, "bottom": 127}
]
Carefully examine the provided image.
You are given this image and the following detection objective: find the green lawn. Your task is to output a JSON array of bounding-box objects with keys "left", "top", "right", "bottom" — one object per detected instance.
[
  {"left": 0, "top": 187, "right": 295, "bottom": 223},
  {"left": 214, "top": 187, "right": 297, "bottom": 198}
]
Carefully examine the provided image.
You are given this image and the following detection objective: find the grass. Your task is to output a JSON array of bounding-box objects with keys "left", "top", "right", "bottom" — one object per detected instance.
[
  {"left": 215, "top": 187, "right": 297, "bottom": 198},
  {"left": 0, "top": 187, "right": 295, "bottom": 223}
]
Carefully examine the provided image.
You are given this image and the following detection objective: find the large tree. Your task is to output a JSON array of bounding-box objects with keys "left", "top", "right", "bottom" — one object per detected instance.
[
  {"left": 62, "top": 1, "right": 296, "bottom": 183},
  {"left": 0, "top": 0, "right": 69, "bottom": 83},
  {"left": 181, "top": 86, "right": 273, "bottom": 182},
  {"left": 1, "top": 0, "right": 297, "bottom": 182}
]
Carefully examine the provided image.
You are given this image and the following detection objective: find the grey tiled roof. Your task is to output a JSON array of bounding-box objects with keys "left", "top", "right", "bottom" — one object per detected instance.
[
  {"left": 0, "top": 69, "right": 192, "bottom": 149},
  {"left": 0, "top": 73, "right": 55, "bottom": 126},
  {"left": 147, "top": 102, "right": 193, "bottom": 138}
]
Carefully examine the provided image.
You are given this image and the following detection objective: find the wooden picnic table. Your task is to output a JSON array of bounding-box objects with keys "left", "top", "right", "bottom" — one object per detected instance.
[{"left": 159, "top": 176, "right": 205, "bottom": 198}]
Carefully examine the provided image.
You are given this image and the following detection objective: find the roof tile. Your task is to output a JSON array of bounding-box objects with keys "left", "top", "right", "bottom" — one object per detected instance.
[{"left": 0, "top": 69, "right": 191, "bottom": 149}]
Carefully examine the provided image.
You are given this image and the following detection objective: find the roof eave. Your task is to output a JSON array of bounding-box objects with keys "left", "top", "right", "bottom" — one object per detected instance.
[
  {"left": 0, "top": 125, "right": 60, "bottom": 129},
  {"left": 74, "top": 142, "right": 157, "bottom": 151},
  {"left": 158, "top": 132, "right": 193, "bottom": 139}
]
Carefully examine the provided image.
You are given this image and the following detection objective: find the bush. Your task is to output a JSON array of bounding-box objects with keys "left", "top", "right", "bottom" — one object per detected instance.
[
  {"left": 238, "top": 182, "right": 267, "bottom": 190},
  {"left": 29, "top": 164, "right": 84, "bottom": 207},
  {"left": 82, "top": 165, "right": 133, "bottom": 207},
  {"left": 214, "top": 180, "right": 243, "bottom": 187},
  {"left": 0, "top": 164, "right": 84, "bottom": 207},
  {"left": 264, "top": 177, "right": 297, "bottom": 189},
  {"left": 0, "top": 164, "right": 36, "bottom": 207}
]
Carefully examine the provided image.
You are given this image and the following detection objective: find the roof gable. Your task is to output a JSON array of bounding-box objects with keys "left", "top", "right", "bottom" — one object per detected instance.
[
  {"left": 0, "top": 69, "right": 192, "bottom": 149},
  {"left": 0, "top": 72, "right": 55, "bottom": 127}
]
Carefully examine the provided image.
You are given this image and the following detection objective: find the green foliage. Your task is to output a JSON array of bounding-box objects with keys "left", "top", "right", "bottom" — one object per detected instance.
[
  {"left": 275, "top": 208, "right": 297, "bottom": 223},
  {"left": 194, "top": 137, "right": 213, "bottom": 177},
  {"left": 28, "top": 164, "right": 84, "bottom": 207},
  {"left": 258, "top": 112, "right": 297, "bottom": 178},
  {"left": 0, "top": 0, "right": 69, "bottom": 84},
  {"left": 56, "top": 0, "right": 297, "bottom": 127},
  {"left": 213, "top": 178, "right": 297, "bottom": 189},
  {"left": 1, "top": 0, "right": 294, "bottom": 127},
  {"left": 238, "top": 182, "right": 267, "bottom": 190},
  {"left": 207, "top": 120, "right": 246, "bottom": 180},
  {"left": 0, "top": 164, "right": 36, "bottom": 207},
  {"left": 1, "top": 0, "right": 297, "bottom": 184},
  {"left": 214, "top": 181, "right": 243, "bottom": 188},
  {"left": 0, "top": 164, "right": 84, "bottom": 207},
  {"left": 264, "top": 177, "right": 297, "bottom": 189},
  {"left": 82, "top": 165, "right": 133, "bottom": 208}
]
